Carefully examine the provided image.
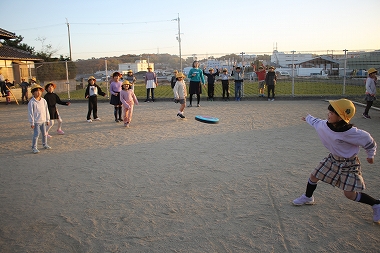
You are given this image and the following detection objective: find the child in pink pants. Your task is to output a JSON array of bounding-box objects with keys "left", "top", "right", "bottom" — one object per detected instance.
[{"left": 120, "top": 80, "right": 139, "bottom": 128}]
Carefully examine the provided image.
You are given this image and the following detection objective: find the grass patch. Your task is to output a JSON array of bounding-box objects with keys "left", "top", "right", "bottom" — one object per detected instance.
[{"left": 57, "top": 79, "right": 378, "bottom": 107}]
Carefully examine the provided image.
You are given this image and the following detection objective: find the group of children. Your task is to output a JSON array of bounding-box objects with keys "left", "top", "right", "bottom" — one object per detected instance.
[{"left": 24, "top": 66, "right": 380, "bottom": 223}]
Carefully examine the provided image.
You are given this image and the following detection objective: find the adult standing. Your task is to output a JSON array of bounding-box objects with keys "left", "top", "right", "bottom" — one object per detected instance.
[
  {"left": 362, "top": 68, "right": 377, "bottom": 119},
  {"left": 187, "top": 60, "right": 205, "bottom": 107},
  {"left": 144, "top": 66, "right": 158, "bottom": 102}
]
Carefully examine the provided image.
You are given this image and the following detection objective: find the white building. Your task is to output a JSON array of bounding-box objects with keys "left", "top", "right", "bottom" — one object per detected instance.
[
  {"left": 271, "top": 51, "right": 313, "bottom": 67},
  {"left": 119, "top": 60, "right": 154, "bottom": 74}
]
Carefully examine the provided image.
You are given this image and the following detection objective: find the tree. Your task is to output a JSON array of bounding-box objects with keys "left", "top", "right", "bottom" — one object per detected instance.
[{"left": 1, "top": 35, "right": 35, "bottom": 54}]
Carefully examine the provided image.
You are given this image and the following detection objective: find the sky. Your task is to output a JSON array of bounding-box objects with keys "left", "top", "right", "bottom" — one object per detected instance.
[{"left": 1, "top": 0, "right": 379, "bottom": 61}]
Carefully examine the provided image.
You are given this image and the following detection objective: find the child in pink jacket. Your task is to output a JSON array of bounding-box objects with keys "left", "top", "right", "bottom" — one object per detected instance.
[{"left": 120, "top": 80, "right": 139, "bottom": 128}]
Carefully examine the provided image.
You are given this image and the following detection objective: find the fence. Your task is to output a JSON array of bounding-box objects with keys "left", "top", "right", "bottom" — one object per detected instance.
[{"left": 5, "top": 49, "right": 379, "bottom": 102}]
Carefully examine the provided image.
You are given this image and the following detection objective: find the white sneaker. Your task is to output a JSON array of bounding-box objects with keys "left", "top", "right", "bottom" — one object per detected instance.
[
  {"left": 87, "top": 119, "right": 92, "bottom": 123},
  {"left": 292, "top": 194, "right": 315, "bottom": 205},
  {"left": 271, "top": 98, "right": 275, "bottom": 101},
  {"left": 32, "top": 148, "right": 40, "bottom": 154},
  {"left": 268, "top": 98, "right": 270, "bottom": 101},
  {"left": 373, "top": 203, "right": 380, "bottom": 223},
  {"left": 94, "top": 118, "right": 101, "bottom": 121},
  {"left": 43, "top": 145, "right": 52, "bottom": 150}
]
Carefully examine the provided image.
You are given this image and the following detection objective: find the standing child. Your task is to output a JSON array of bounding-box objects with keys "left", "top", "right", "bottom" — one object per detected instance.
[
  {"left": 28, "top": 83, "right": 51, "bottom": 154},
  {"left": 44, "top": 82, "right": 70, "bottom": 137},
  {"left": 220, "top": 68, "right": 230, "bottom": 101},
  {"left": 253, "top": 64, "right": 267, "bottom": 97},
  {"left": 20, "top": 78, "right": 30, "bottom": 104},
  {"left": 171, "top": 70, "right": 178, "bottom": 90},
  {"left": 173, "top": 72, "right": 187, "bottom": 118},
  {"left": 144, "top": 66, "right": 158, "bottom": 102},
  {"left": 265, "top": 66, "right": 277, "bottom": 101},
  {"left": 125, "top": 70, "right": 137, "bottom": 91},
  {"left": 362, "top": 67, "right": 377, "bottom": 119},
  {"left": 231, "top": 66, "right": 244, "bottom": 101},
  {"left": 110, "top": 72, "right": 123, "bottom": 122},
  {"left": 203, "top": 67, "right": 219, "bottom": 101},
  {"left": 292, "top": 99, "right": 380, "bottom": 223},
  {"left": 120, "top": 80, "right": 139, "bottom": 128},
  {"left": 85, "top": 76, "right": 106, "bottom": 122}
]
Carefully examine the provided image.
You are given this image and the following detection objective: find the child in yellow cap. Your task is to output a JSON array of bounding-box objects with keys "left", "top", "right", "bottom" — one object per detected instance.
[{"left": 293, "top": 99, "right": 379, "bottom": 223}]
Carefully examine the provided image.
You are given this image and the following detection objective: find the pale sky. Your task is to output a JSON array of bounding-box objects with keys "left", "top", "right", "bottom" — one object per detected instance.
[{"left": 1, "top": 0, "right": 379, "bottom": 61}]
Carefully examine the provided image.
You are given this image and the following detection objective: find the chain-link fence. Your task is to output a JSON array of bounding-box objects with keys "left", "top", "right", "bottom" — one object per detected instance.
[{"left": 4, "top": 49, "right": 379, "bottom": 103}]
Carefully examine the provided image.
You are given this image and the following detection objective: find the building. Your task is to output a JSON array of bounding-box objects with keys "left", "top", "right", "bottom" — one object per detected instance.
[
  {"left": 0, "top": 28, "right": 43, "bottom": 84},
  {"left": 271, "top": 50, "right": 313, "bottom": 68},
  {"left": 119, "top": 60, "right": 154, "bottom": 74}
]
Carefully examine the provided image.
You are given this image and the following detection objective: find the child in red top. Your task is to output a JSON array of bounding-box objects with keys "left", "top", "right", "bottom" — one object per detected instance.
[{"left": 253, "top": 64, "right": 267, "bottom": 97}]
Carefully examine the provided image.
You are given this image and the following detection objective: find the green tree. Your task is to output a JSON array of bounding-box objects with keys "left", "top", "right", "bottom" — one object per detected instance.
[{"left": 1, "top": 35, "right": 35, "bottom": 54}]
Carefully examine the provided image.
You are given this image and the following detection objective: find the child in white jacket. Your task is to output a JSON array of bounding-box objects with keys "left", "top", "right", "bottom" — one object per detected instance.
[{"left": 173, "top": 72, "right": 187, "bottom": 119}]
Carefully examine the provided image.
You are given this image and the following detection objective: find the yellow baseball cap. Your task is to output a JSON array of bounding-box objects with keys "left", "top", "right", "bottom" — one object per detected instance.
[{"left": 329, "top": 99, "right": 356, "bottom": 123}]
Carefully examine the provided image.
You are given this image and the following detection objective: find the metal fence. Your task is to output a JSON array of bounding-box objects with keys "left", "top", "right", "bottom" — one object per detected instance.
[{"left": 29, "top": 49, "right": 380, "bottom": 99}]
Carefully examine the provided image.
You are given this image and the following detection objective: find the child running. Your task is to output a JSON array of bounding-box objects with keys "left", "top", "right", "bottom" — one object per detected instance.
[
  {"left": 120, "top": 80, "right": 139, "bottom": 128},
  {"left": 28, "top": 83, "right": 51, "bottom": 154},
  {"left": 44, "top": 82, "right": 70, "bottom": 137},
  {"left": 292, "top": 99, "right": 379, "bottom": 223},
  {"left": 173, "top": 72, "right": 187, "bottom": 118}
]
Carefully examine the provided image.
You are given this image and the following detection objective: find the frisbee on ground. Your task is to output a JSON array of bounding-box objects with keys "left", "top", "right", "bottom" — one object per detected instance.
[{"left": 195, "top": 115, "right": 219, "bottom": 124}]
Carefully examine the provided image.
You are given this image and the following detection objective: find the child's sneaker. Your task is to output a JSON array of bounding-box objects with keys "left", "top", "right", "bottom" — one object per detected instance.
[
  {"left": 94, "top": 118, "right": 101, "bottom": 121},
  {"left": 57, "top": 129, "right": 64, "bottom": 135},
  {"left": 124, "top": 123, "right": 130, "bottom": 128},
  {"left": 292, "top": 194, "right": 315, "bottom": 206},
  {"left": 177, "top": 113, "right": 185, "bottom": 119},
  {"left": 372, "top": 203, "right": 380, "bottom": 223},
  {"left": 87, "top": 119, "right": 92, "bottom": 123},
  {"left": 46, "top": 134, "right": 53, "bottom": 138},
  {"left": 43, "top": 145, "right": 52, "bottom": 150},
  {"left": 362, "top": 113, "right": 371, "bottom": 119},
  {"left": 32, "top": 148, "right": 40, "bottom": 154}
]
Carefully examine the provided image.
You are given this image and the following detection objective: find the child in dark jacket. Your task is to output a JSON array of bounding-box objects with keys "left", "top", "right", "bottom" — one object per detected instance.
[
  {"left": 85, "top": 76, "right": 106, "bottom": 122},
  {"left": 203, "top": 67, "right": 219, "bottom": 101},
  {"left": 44, "top": 82, "right": 70, "bottom": 137}
]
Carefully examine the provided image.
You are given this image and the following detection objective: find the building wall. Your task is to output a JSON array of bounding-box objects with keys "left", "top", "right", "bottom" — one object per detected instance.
[{"left": 119, "top": 60, "right": 154, "bottom": 74}]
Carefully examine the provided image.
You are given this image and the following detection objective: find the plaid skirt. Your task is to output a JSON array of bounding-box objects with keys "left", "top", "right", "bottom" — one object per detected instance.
[{"left": 311, "top": 153, "right": 365, "bottom": 192}]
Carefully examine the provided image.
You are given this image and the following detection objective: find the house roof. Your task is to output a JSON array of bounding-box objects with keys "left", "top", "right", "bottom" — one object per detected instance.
[
  {"left": 0, "top": 28, "right": 17, "bottom": 40},
  {"left": 298, "top": 56, "right": 340, "bottom": 65},
  {"left": 0, "top": 44, "right": 43, "bottom": 61}
]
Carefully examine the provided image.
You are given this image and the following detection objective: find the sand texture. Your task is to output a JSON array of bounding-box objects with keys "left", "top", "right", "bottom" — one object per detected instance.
[{"left": 0, "top": 99, "right": 379, "bottom": 253}]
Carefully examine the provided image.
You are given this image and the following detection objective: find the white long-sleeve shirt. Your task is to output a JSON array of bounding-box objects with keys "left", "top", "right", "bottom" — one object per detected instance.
[
  {"left": 365, "top": 77, "right": 376, "bottom": 96},
  {"left": 28, "top": 97, "right": 50, "bottom": 125},
  {"left": 305, "top": 115, "right": 377, "bottom": 158}
]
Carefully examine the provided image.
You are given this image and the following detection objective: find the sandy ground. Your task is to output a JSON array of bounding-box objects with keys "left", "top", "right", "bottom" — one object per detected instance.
[{"left": 0, "top": 99, "right": 379, "bottom": 253}]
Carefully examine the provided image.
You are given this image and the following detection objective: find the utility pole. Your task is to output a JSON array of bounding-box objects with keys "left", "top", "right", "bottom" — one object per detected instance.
[
  {"left": 172, "top": 13, "right": 182, "bottom": 72},
  {"left": 240, "top": 52, "right": 245, "bottom": 96},
  {"left": 291, "top": 51, "right": 296, "bottom": 97},
  {"left": 343, "top": 49, "right": 348, "bottom": 95},
  {"left": 65, "top": 18, "right": 72, "bottom": 61}
]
